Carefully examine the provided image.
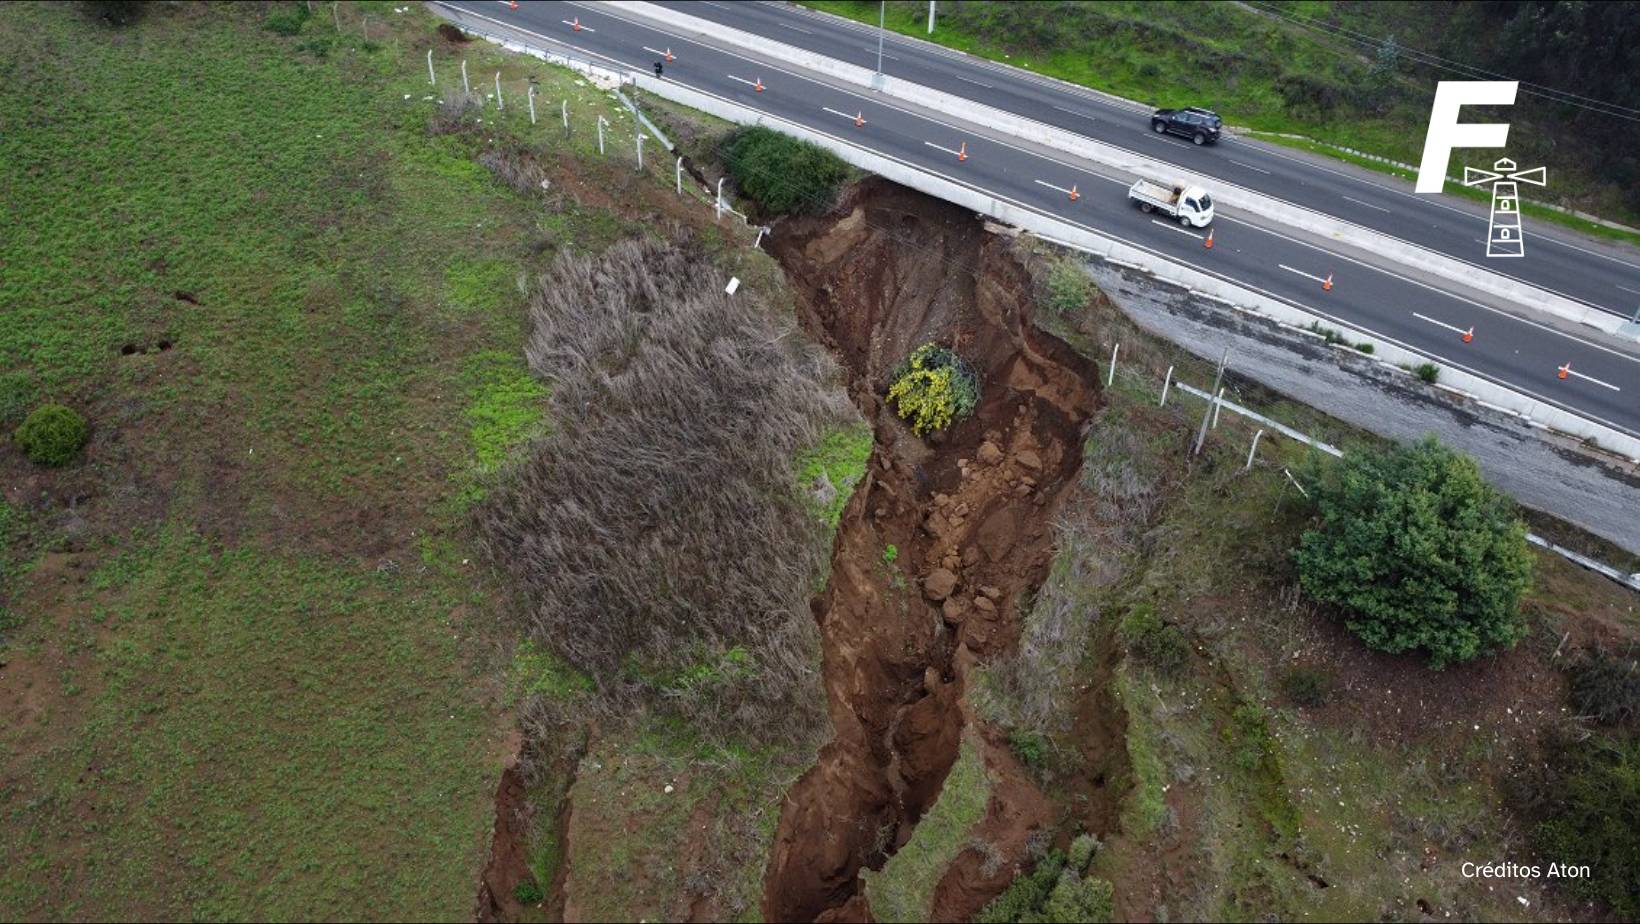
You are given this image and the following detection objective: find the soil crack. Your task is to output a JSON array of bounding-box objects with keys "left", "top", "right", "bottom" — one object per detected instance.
[{"left": 761, "top": 180, "right": 1100, "bottom": 922}]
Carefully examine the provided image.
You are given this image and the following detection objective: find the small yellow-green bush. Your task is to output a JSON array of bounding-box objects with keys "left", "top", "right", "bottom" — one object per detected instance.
[
  {"left": 14, "top": 403, "right": 88, "bottom": 466},
  {"left": 886, "top": 343, "right": 979, "bottom": 436}
]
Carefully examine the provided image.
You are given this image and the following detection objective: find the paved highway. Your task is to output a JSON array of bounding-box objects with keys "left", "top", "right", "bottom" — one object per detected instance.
[
  {"left": 436, "top": 0, "right": 1640, "bottom": 436},
  {"left": 656, "top": 0, "right": 1640, "bottom": 324}
]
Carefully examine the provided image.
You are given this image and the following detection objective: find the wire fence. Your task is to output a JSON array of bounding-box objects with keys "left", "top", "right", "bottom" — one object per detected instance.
[
  {"left": 424, "top": 3, "right": 765, "bottom": 242},
  {"left": 1103, "top": 342, "right": 1640, "bottom": 591}
]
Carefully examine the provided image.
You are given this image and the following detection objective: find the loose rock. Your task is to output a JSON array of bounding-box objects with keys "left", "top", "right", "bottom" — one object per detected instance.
[{"left": 923, "top": 568, "right": 959, "bottom": 601}]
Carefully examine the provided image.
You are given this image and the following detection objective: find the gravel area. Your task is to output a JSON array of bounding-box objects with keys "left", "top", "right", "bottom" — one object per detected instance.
[{"left": 1085, "top": 261, "right": 1640, "bottom": 556}]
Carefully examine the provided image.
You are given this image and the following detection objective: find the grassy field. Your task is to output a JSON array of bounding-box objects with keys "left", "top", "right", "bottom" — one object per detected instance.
[
  {"left": 800, "top": 1, "right": 1640, "bottom": 237},
  {"left": 0, "top": 2, "right": 670, "bottom": 918}
]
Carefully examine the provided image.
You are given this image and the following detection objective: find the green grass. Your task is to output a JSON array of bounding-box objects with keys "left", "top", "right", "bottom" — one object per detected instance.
[
  {"left": 794, "top": 422, "right": 873, "bottom": 527},
  {"left": 1, "top": 527, "right": 498, "bottom": 920},
  {"left": 0, "top": 1, "right": 665, "bottom": 917},
  {"left": 563, "top": 714, "right": 800, "bottom": 923},
  {"left": 800, "top": 1, "right": 1640, "bottom": 238},
  {"left": 1249, "top": 132, "right": 1640, "bottom": 248},
  {"left": 861, "top": 737, "right": 993, "bottom": 923},
  {"left": 463, "top": 349, "right": 549, "bottom": 473}
]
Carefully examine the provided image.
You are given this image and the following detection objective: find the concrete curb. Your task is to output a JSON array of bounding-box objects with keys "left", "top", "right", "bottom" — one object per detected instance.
[{"left": 605, "top": 1, "right": 1631, "bottom": 339}]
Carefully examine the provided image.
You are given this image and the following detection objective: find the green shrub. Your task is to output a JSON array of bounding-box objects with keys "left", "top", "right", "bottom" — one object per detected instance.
[
  {"left": 1355, "top": 341, "right": 1375, "bottom": 354},
  {"left": 720, "top": 126, "right": 848, "bottom": 216},
  {"left": 14, "top": 404, "right": 89, "bottom": 466},
  {"left": 512, "top": 879, "right": 545, "bottom": 905},
  {"left": 1043, "top": 871, "right": 1114, "bottom": 923},
  {"left": 1042, "top": 258, "right": 1093, "bottom": 315},
  {"left": 977, "top": 845, "right": 1113, "bottom": 923},
  {"left": 1531, "top": 735, "right": 1640, "bottom": 919},
  {"left": 1119, "top": 602, "right": 1189, "bottom": 672},
  {"left": 1279, "top": 665, "right": 1330, "bottom": 707},
  {"left": 882, "top": 543, "right": 899, "bottom": 565},
  {"left": 1568, "top": 649, "right": 1640, "bottom": 727},
  {"left": 263, "top": 5, "right": 310, "bottom": 36},
  {"left": 976, "top": 850, "right": 1065, "bottom": 924},
  {"left": 1415, "top": 362, "right": 1440, "bottom": 384},
  {"left": 886, "top": 343, "right": 980, "bottom": 436},
  {"left": 1008, "top": 729, "right": 1046, "bottom": 769},
  {"left": 1066, "top": 833, "right": 1100, "bottom": 875},
  {"left": 1294, "top": 437, "right": 1532, "bottom": 668}
]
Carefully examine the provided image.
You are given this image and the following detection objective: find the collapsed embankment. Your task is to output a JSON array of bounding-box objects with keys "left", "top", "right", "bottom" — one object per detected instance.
[{"left": 761, "top": 179, "right": 1101, "bottom": 922}]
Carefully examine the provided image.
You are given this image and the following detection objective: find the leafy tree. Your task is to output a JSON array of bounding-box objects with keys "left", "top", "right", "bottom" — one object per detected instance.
[{"left": 1295, "top": 437, "right": 1532, "bottom": 668}]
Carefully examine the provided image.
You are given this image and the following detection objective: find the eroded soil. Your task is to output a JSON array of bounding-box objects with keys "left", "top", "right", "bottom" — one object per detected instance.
[{"left": 761, "top": 180, "right": 1100, "bottom": 922}]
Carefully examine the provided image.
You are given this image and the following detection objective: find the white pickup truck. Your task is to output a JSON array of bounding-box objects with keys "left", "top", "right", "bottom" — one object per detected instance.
[{"left": 1128, "top": 179, "right": 1215, "bottom": 228}]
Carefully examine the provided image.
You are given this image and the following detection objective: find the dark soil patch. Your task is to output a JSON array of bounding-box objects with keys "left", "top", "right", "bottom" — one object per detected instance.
[
  {"left": 475, "top": 755, "right": 532, "bottom": 923},
  {"left": 760, "top": 179, "right": 1101, "bottom": 921}
]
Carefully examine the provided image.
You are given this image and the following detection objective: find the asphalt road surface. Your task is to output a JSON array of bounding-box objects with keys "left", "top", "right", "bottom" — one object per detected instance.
[
  {"left": 436, "top": 0, "right": 1640, "bottom": 437},
  {"left": 657, "top": 0, "right": 1640, "bottom": 324}
]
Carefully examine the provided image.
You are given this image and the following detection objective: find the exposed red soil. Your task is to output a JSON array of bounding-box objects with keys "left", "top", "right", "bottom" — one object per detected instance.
[
  {"left": 760, "top": 179, "right": 1100, "bottom": 922},
  {"left": 475, "top": 754, "right": 532, "bottom": 923}
]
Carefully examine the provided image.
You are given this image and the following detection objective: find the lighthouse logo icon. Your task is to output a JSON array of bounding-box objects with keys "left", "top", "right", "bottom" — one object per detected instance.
[{"left": 1461, "top": 157, "right": 1546, "bottom": 258}]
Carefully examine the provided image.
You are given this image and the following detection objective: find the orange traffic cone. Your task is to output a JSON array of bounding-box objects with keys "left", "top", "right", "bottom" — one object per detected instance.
[
  {"left": 957, "top": 141, "right": 968, "bottom": 161},
  {"left": 571, "top": 17, "right": 582, "bottom": 31},
  {"left": 855, "top": 111, "right": 865, "bottom": 127},
  {"left": 509, "top": 0, "right": 518, "bottom": 8},
  {"left": 1068, "top": 185, "right": 1080, "bottom": 201},
  {"left": 664, "top": 49, "right": 674, "bottom": 62},
  {"left": 1204, "top": 228, "right": 1214, "bottom": 249},
  {"left": 754, "top": 77, "right": 764, "bottom": 92},
  {"left": 1321, "top": 273, "right": 1333, "bottom": 291},
  {"left": 1558, "top": 363, "right": 1569, "bottom": 380},
  {"left": 1462, "top": 327, "right": 1473, "bottom": 343}
]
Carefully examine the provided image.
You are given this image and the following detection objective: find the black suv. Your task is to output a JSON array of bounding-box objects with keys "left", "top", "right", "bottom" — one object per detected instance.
[{"left": 1151, "top": 107, "right": 1222, "bottom": 145}]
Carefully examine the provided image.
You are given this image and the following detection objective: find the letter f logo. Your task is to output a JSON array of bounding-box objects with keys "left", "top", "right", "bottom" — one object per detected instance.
[{"left": 1416, "top": 81, "right": 1517, "bottom": 193}]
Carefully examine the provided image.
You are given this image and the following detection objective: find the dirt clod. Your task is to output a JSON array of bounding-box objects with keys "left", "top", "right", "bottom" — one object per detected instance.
[{"left": 924, "top": 568, "right": 959, "bottom": 601}]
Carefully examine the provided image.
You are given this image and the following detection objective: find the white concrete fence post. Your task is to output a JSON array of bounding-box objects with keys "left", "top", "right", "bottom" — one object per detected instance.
[
  {"left": 527, "top": 85, "right": 536, "bottom": 124},
  {"left": 461, "top": 59, "right": 469, "bottom": 95},
  {"left": 1212, "top": 387, "right": 1226, "bottom": 428},
  {"left": 1107, "top": 343, "right": 1118, "bottom": 387},
  {"left": 597, "top": 115, "right": 608, "bottom": 155},
  {"left": 1159, "top": 365, "right": 1173, "bottom": 407},
  {"left": 1246, "top": 429, "right": 1264, "bottom": 470},
  {"left": 427, "top": 49, "right": 435, "bottom": 85},
  {"left": 675, "top": 157, "right": 683, "bottom": 195},
  {"left": 715, "top": 177, "right": 725, "bottom": 221},
  {"left": 754, "top": 226, "right": 769, "bottom": 249},
  {"left": 636, "top": 132, "right": 646, "bottom": 171},
  {"left": 494, "top": 72, "right": 502, "bottom": 109}
]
